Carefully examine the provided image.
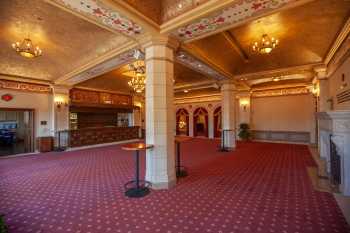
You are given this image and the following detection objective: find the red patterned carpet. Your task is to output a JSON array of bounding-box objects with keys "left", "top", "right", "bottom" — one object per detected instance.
[{"left": 0, "top": 139, "right": 349, "bottom": 233}]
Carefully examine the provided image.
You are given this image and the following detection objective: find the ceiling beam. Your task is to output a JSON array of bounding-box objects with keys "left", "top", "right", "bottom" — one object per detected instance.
[{"left": 221, "top": 31, "right": 249, "bottom": 63}]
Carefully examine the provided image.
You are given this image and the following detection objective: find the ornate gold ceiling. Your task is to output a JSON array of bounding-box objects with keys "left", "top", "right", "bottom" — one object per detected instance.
[
  {"left": 0, "top": 0, "right": 128, "bottom": 81},
  {"left": 1, "top": 0, "right": 349, "bottom": 98},
  {"left": 188, "top": 0, "right": 350, "bottom": 75}
]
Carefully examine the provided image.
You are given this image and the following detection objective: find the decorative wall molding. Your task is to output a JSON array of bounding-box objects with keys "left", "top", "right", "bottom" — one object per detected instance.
[
  {"left": 49, "top": 0, "right": 143, "bottom": 36},
  {"left": 172, "top": 0, "right": 312, "bottom": 41},
  {"left": 251, "top": 87, "right": 309, "bottom": 98},
  {"left": 0, "top": 79, "right": 52, "bottom": 93}
]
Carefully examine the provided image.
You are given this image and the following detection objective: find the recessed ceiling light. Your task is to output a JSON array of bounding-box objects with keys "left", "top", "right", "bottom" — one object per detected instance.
[
  {"left": 184, "top": 89, "right": 189, "bottom": 93},
  {"left": 178, "top": 3, "right": 183, "bottom": 9},
  {"left": 272, "top": 77, "right": 281, "bottom": 82}
]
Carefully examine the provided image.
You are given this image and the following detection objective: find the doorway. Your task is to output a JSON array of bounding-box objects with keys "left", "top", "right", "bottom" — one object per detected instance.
[
  {"left": 0, "top": 108, "right": 35, "bottom": 156},
  {"left": 193, "top": 107, "right": 208, "bottom": 137}
]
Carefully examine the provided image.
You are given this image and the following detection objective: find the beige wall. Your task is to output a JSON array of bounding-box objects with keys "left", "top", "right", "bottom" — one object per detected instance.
[
  {"left": 0, "top": 90, "right": 53, "bottom": 137},
  {"left": 251, "top": 94, "right": 315, "bottom": 134},
  {"left": 329, "top": 56, "right": 350, "bottom": 110}
]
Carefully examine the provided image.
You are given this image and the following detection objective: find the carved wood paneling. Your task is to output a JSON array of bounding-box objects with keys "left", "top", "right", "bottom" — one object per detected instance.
[
  {"left": 70, "top": 89, "right": 132, "bottom": 107},
  {"left": 69, "top": 126, "right": 139, "bottom": 147}
]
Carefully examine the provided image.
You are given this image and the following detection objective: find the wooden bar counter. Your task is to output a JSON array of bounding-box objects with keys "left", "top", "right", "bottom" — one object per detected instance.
[{"left": 69, "top": 126, "right": 139, "bottom": 148}]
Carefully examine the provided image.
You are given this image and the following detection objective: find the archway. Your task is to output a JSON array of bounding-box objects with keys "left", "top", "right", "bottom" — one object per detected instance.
[
  {"left": 176, "top": 108, "right": 189, "bottom": 136},
  {"left": 193, "top": 107, "right": 208, "bottom": 137},
  {"left": 213, "top": 106, "right": 222, "bottom": 138}
]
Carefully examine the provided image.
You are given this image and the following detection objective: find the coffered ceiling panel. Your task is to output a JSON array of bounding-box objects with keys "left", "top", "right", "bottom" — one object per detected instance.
[
  {"left": 122, "top": 0, "right": 162, "bottom": 23},
  {"left": 187, "top": 0, "right": 350, "bottom": 75},
  {"left": 0, "top": 0, "right": 128, "bottom": 81}
]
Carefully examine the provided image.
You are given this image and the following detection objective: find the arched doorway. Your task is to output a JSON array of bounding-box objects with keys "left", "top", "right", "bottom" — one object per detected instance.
[
  {"left": 193, "top": 107, "right": 208, "bottom": 137},
  {"left": 213, "top": 106, "right": 222, "bottom": 138},
  {"left": 176, "top": 108, "right": 189, "bottom": 136}
]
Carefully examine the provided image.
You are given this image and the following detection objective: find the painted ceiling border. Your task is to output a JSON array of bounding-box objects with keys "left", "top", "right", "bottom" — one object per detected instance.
[
  {"left": 45, "top": 0, "right": 143, "bottom": 37},
  {"left": 166, "top": 0, "right": 316, "bottom": 42}
]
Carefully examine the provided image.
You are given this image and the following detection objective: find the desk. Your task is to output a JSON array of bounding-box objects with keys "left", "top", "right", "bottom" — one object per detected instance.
[{"left": 122, "top": 143, "right": 153, "bottom": 198}]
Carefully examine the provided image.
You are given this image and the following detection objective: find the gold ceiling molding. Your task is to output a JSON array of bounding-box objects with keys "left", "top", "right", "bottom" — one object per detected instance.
[
  {"left": 54, "top": 41, "right": 137, "bottom": 85},
  {"left": 0, "top": 79, "right": 52, "bottom": 93},
  {"left": 327, "top": 33, "right": 350, "bottom": 77},
  {"left": 0, "top": 74, "right": 53, "bottom": 86},
  {"left": 234, "top": 63, "right": 320, "bottom": 81},
  {"left": 251, "top": 86, "right": 309, "bottom": 98},
  {"left": 324, "top": 17, "right": 350, "bottom": 66},
  {"left": 166, "top": 0, "right": 315, "bottom": 42},
  {"left": 174, "top": 94, "right": 221, "bottom": 104}
]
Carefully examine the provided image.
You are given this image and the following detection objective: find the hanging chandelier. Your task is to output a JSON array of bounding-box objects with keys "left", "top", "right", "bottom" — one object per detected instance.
[
  {"left": 127, "top": 50, "right": 146, "bottom": 93},
  {"left": 128, "top": 71, "right": 146, "bottom": 93},
  {"left": 252, "top": 34, "right": 278, "bottom": 54},
  {"left": 12, "top": 38, "right": 42, "bottom": 58}
]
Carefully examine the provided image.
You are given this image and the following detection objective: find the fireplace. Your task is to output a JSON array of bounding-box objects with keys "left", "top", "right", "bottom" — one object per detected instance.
[{"left": 317, "top": 111, "right": 350, "bottom": 196}]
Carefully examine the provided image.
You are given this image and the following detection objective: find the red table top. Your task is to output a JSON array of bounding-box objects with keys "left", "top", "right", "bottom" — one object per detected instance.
[{"left": 122, "top": 143, "right": 154, "bottom": 151}]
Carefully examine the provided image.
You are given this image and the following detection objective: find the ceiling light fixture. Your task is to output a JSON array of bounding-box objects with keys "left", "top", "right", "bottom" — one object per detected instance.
[
  {"left": 252, "top": 34, "right": 278, "bottom": 54},
  {"left": 272, "top": 77, "right": 281, "bottom": 82},
  {"left": 128, "top": 50, "right": 146, "bottom": 93},
  {"left": 12, "top": 38, "right": 42, "bottom": 58},
  {"left": 184, "top": 89, "right": 189, "bottom": 93}
]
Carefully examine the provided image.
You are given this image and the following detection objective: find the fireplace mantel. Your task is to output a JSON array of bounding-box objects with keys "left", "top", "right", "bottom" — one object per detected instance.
[{"left": 317, "top": 110, "right": 350, "bottom": 196}]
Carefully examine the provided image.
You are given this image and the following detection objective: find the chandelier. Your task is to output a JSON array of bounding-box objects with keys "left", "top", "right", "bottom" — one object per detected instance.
[
  {"left": 128, "top": 71, "right": 146, "bottom": 93},
  {"left": 252, "top": 34, "right": 278, "bottom": 54},
  {"left": 12, "top": 38, "right": 42, "bottom": 58}
]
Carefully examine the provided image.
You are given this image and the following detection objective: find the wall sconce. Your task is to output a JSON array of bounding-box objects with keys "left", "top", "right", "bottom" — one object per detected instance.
[
  {"left": 54, "top": 96, "right": 68, "bottom": 109},
  {"left": 239, "top": 99, "right": 250, "bottom": 112},
  {"left": 309, "top": 84, "right": 319, "bottom": 96},
  {"left": 340, "top": 73, "right": 348, "bottom": 90}
]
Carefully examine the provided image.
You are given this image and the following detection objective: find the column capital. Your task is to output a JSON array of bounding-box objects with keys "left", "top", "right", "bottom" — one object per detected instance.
[
  {"left": 51, "top": 84, "right": 72, "bottom": 94},
  {"left": 220, "top": 80, "right": 236, "bottom": 91},
  {"left": 141, "top": 35, "right": 180, "bottom": 51},
  {"left": 313, "top": 65, "right": 328, "bottom": 80}
]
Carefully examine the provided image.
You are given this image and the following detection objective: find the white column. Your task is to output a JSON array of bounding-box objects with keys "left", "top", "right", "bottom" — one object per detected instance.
[
  {"left": 221, "top": 82, "right": 236, "bottom": 149},
  {"left": 314, "top": 66, "right": 330, "bottom": 112},
  {"left": 144, "top": 37, "right": 178, "bottom": 189}
]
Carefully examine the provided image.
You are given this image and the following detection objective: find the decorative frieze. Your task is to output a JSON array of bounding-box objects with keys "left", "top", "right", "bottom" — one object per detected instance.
[
  {"left": 175, "top": 0, "right": 296, "bottom": 40},
  {"left": 70, "top": 88, "right": 132, "bottom": 106},
  {"left": 252, "top": 87, "right": 309, "bottom": 98},
  {"left": 0, "top": 79, "right": 52, "bottom": 93},
  {"left": 53, "top": 0, "right": 143, "bottom": 36}
]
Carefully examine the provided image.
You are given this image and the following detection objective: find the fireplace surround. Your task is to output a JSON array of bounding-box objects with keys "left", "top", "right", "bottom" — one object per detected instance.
[{"left": 317, "top": 111, "right": 350, "bottom": 196}]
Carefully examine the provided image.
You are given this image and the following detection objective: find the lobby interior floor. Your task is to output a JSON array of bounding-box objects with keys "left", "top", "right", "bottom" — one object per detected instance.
[{"left": 0, "top": 139, "right": 349, "bottom": 233}]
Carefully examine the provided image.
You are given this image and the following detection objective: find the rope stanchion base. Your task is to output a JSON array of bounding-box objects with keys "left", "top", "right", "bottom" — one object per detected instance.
[
  {"left": 176, "top": 166, "right": 188, "bottom": 178},
  {"left": 124, "top": 180, "right": 152, "bottom": 198}
]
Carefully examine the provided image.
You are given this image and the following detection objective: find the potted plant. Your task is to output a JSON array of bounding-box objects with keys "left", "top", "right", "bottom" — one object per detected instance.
[
  {"left": 238, "top": 123, "right": 251, "bottom": 141},
  {"left": 0, "top": 214, "right": 8, "bottom": 233}
]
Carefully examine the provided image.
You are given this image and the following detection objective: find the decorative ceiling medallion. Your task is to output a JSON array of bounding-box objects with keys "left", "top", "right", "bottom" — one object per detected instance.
[
  {"left": 55, "top": 0, "right": 143, "bottom": 36},
  {"left": 252, "top": 87, "right": 309, "bottom": 98},
  {"left": 1, "top": 94, "right": 13, "bottom": 102},
  {"left": 176, "top": 0, "right": 294, "bottom": 40},
  {"left": 0, "top": 79, "right": 51, "bottom": 93},
  {"left": 252, "top": 34, "right": 279, "bottom": 54},
  {"left": 176, "top": 51, "right": 226, "bottom": 80},
  {"left": 12, "top": 38, "right": 42, "bottom": 58}
]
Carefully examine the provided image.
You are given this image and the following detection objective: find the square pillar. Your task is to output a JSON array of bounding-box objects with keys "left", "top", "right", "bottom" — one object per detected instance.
[
  {"left": 221, "top": 82, "right": 236, "bottom": 149},
  {"left": 144, "top": 37, "right": 178, "bottom": 189}
]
